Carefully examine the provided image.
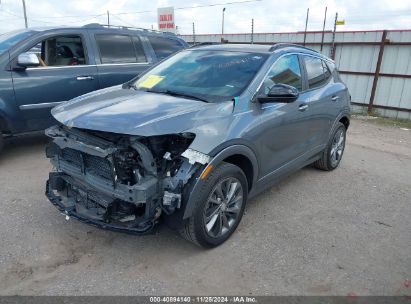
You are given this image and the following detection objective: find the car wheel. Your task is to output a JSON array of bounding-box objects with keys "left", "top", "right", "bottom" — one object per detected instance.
[
  {"left": 179, "top": 162, "right": 247, "bottom": 248},
  {"left": 314, "top": 122, "right": 346, "bottom": 171}
]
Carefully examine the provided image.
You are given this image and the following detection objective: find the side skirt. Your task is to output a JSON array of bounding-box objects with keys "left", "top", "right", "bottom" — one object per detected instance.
[{"left": 248, "top": 146, "right": 324, "bottom": 199}]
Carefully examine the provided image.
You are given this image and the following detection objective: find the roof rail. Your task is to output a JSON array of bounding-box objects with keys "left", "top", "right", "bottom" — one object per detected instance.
[
  {"left": 82, "top": 23, "right": 176, "bottom": 36},
  {"left": 189, "top": 42, "right": 221, "bottom": 48},
  {"left": 269, "top": 43, "right": 318, "bottom": 53}
]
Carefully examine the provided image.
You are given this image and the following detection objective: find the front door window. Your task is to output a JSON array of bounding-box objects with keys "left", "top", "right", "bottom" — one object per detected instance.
[
  {"left": 260, "top": 54, "right": 303, "bottom": 95},
  {"left": 25, "top": 35, "right": 87, "bottom": 67}
]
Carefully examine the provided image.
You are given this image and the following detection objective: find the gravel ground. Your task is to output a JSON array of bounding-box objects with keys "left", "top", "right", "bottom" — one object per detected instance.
[{"left": 0, "top": 117, "right": 410, "bottom": 296}]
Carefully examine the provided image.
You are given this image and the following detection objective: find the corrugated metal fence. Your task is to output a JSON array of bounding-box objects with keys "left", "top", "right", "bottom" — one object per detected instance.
[{"left": 179, "top": 30, "right": 411, "bottom": 120}]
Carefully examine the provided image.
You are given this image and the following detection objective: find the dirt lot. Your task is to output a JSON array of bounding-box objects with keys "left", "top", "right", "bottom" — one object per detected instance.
[{"left": 0, "top": 117, "right": 410, "bottom": 296}]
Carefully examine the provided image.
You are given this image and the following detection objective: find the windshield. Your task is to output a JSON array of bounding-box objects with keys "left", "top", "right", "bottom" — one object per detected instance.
[
  {"left": 0, "top": 30, "right": 33, "bottom": 56},
  {"left": 132, "top": 50, "right": 268, "bottom": 102}
]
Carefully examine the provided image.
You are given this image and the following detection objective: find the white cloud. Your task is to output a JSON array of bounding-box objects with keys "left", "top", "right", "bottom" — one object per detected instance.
[{"left": 0, "top": 0, "right": 410, "bottom": 35}]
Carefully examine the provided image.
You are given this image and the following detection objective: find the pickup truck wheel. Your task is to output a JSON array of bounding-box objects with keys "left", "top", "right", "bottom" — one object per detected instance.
[
  {"left": 314, "top": 122, "right": 346, "bottom": 171},
  {"left": 179, "top": 162, "right": 247, "bottom": 248}
]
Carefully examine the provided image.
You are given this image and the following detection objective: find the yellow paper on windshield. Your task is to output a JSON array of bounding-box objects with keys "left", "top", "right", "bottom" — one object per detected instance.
[{"left": 138, "top": 75, "right": 165, "bottom": 89}]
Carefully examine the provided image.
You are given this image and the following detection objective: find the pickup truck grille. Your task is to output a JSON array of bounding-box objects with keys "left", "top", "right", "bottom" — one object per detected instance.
[{"left": 60, "top": 148, "right": 113, "bottom": 181}]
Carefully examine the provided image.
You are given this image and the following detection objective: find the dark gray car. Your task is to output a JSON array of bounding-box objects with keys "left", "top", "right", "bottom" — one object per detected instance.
[
  {"left": 0, "top": 24, "right": 187, "bottom": 152},
  {"left": 45, "top": 43, "right": 350, "bottom": 247}
]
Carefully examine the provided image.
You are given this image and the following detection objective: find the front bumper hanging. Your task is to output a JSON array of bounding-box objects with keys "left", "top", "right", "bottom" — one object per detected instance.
[{"left": 46, "top": 177, "right": 156, "bottom": 235}]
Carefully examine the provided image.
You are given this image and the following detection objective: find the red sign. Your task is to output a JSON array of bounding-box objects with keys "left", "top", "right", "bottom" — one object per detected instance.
[{"left": 158, "top": 7, "right": 175, "bottom": 33}]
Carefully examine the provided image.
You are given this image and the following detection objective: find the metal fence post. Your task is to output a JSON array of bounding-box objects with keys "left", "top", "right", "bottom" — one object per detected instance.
[
  {"left": 251, "top": 19, "right": 254, "bottom": 44},
  {"left": 330, "top": 12, "right": 338, "bottom": 59},
  {"left": 192, "top": 22, "right": 196, "bottom": 44},
  {"left": 368, "top": 30, "right": 388, "bottom": 114}
]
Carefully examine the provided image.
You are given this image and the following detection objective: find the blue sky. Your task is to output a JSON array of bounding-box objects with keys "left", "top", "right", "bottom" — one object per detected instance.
[{"left": 1, "top": 0, "right": 410, "bottom": 35}]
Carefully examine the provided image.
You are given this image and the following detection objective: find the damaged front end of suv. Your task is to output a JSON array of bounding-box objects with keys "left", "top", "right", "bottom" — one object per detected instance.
[
  {"left": 44, "top": 47, "right": 279, "bottom": 247},
  {"left": 46, "top": 124, "right": 208, "bottom": 234}
]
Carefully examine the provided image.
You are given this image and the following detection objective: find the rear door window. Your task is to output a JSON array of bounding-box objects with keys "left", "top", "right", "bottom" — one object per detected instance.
[
  {"left": 303, "top": 56, "right": 329, "bottom": 89},
  {"left": 96, "top": 34, "right": 137, "bottom": 64},
  {"left": 147, "top": 36, "right": 184, "bottom": 60}
]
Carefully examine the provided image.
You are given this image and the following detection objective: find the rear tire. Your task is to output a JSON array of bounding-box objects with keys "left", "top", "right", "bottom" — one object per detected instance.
[
  {"left": 179, "top": 162, "right": 248, "bottom": 248},
  {"left": 314, "top": 122, "right": 346, "bottom": 171}
]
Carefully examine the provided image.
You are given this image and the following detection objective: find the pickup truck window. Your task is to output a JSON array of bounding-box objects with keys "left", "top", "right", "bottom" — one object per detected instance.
[
  {"left": 96, "top": 34, "right": 144, "bottom": 64},
  {"left": 147, "top": 36, "right": 184, "bottom": 60},
  {"left": 25, "top": 35, "right": 87, "bottom": 67}
]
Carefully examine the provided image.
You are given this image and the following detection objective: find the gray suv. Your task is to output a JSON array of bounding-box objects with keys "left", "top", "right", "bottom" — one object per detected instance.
[
  {"left": 0, "top": 24, "right": 187, "bottom": 152},
  {"left": 45, "top": 43, "right": 350, "bottom": 248}
]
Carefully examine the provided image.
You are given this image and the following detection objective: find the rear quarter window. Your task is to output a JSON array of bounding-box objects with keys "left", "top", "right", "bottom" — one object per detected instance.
[
  {"left": 303, "top": 56, "right": 327, "bottom": 89},
  {"left": 147, "top": 36, "right": 184, "bottom": 60}
]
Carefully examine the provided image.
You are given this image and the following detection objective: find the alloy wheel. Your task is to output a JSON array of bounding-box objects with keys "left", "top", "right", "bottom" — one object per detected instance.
[
  {"left": 203, "top": 177, "right": 244, "bottom": 238},
  {"left": 330, "top": 128, "right": 345, "bottom": 167}
]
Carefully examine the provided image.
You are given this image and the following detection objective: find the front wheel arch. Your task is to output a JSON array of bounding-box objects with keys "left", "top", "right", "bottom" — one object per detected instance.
[{"left": 182, "top": 145, "right": 258, "bottom": 220}]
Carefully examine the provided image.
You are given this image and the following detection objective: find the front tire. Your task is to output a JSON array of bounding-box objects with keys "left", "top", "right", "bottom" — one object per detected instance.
[
  {"left": 180, "top": 162, "right": 248, "bottom": 248},
  {"left": 314, "top": 122, "right": 346, "bottom": 171}
]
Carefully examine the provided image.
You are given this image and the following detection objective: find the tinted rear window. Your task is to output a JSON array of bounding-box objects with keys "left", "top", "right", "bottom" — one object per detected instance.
[
  {"left": 96, "top": 34, "right": 136, "bottom": 64},
  {"left": 147, "top": 36, "right": 184, "bottom": 60},
  {"left": 304, "top": 56, "right": 326, "bottom": 89},
  {"left": 303, "top": 56, "right": 333, "bottom": 89}
]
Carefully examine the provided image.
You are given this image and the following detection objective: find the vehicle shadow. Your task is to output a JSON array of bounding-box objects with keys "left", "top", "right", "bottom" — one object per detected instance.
[{"left": 0, "top": 133, "right": 49, "bottom": 164}]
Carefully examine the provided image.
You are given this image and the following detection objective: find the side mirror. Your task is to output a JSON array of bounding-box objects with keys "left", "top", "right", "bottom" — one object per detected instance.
[
  {"left": 16, "top": 52, "right": 40, "bottom": 69},
  {"left": 257, "top": 83, "right": 299, "bottom": 103}
]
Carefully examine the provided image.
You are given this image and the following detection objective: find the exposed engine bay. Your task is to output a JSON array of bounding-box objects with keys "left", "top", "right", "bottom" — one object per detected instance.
[{"left": 45, "top": 125, "right": 210, "bottom": 234}]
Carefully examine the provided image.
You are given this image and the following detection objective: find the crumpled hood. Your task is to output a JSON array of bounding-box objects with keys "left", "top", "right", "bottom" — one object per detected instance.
[{"left": 52, "top": 85, "right": 233, "bottom": 136}]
